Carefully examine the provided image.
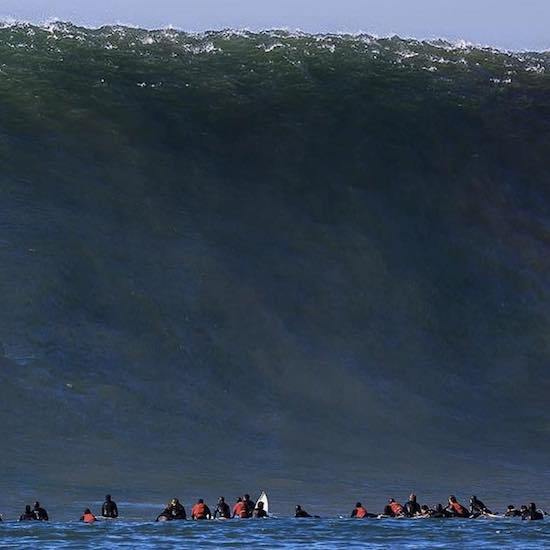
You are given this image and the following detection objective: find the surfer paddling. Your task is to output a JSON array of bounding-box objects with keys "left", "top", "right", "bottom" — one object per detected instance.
[
  {"left": 350, "top": 502, "right": 377, "bottom": 518},
  {"left": 383, "top": 498, "right": 405, "bottom": 517},
  {"left": 445, "top": 495, "right": 470, "bottom": 517}
]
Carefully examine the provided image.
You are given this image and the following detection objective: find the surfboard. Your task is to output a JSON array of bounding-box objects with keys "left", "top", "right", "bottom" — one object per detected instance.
[{"left": 255, "top": 491, "right": 269, "bottom": 515}]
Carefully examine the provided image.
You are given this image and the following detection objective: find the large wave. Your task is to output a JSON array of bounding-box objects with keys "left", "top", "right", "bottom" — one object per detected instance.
[{"left": 0, "top": 23, "right": 549, "bottom": 514}]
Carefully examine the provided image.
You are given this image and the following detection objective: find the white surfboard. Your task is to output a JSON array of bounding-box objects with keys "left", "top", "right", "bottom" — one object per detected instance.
[{"left": 255, "top": 491, "right": 269, "bottom": 515}]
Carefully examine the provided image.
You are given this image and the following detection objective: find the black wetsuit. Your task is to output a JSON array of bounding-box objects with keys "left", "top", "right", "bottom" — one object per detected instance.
[
  {"left": 505, "top": 509, "right": 522, "bottom": 517},
  {"left": 470, "top": 498, "right": 492, "bottom": 516},
  {"left": 34, "top": 506, "right": 49, "bottom": 521},
  {"left": 404, "top": 500, "right": 421, "bottom": 516},
  {"left": 431, "top": 506, "right": 452, "bottom": 518},
  {"left": 243, "top": 499, "right": 255, "bottom": 518},
  {"left": 254, "top": 508, "right": 268, "bottom": 518},
  {"left": 101, "top": 500, "right": 118, "bottom": 518},
  {"left": 156, "top": 508, "right": 172, "bottom": 521},
  {"left": 214, "top": 502, "right": 231, "bottom": 519},
  {"left": 524, "top": 509, "right": 544, "bottom": 521},
  {"left": 19, "top": 511, "right": 36, "bottom": 521},
  {"left": 168, "top": 504, "right": 186, "bottom": 520},
  {"left": 295, "top": 509, "right": 312, "bottom": 518},
  {"left": 155, "top": 504, "right": 189, "bottom": 521}
]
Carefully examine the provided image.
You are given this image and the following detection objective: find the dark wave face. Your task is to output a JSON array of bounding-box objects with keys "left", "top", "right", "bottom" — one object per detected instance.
[{"left": 0, "top": 22, "right": 549, "bottom": 516}]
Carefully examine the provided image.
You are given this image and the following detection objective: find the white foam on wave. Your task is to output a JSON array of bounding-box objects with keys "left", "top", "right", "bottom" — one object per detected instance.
[
  {"left": 1, "top": 18, "right": 548, "bottom": 74},
  {"left": 525, "top": 64, "right": 545, "bottom": 74},
  {"left": 0, "top": 18, "right": 543, "bottom": 52}
]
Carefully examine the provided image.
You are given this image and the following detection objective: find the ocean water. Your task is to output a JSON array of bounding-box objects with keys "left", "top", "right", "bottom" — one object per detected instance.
[
  {"left": 0, "top": 517, "right": 549, "bottom": 549},
  {"left": 0, "top": 21, "right": 549, "bottom": 540}
]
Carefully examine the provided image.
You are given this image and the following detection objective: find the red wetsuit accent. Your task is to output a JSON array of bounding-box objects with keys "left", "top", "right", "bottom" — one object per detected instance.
[
  {"left": 192, "top": 503, "right": 208, "bottom": 519},
  {"left": 451, "top": 502, "right": 469, "bottom": 517},
  {"left": 233, "top": 502, "right": 248, "bottom": 518},
  {"left": 355, "top": 506, "right": 368, "bottom": 518},
  {"left": 390, "top": 502, "right": 404, "bottom": 516}
]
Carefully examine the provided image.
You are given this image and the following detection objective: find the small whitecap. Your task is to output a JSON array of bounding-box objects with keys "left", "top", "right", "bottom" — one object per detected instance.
[
  {"left": 397, "top": 50, "right": 418, "bottom": 59},
  {"left": 525, "top": 64, "right": 545, "bottom": 74},
  {"left": 319, "top": 43, "right": 336, "bottom": 53},
  {"left": 261, "top": 43, "right": 284, "bottom": 53}
]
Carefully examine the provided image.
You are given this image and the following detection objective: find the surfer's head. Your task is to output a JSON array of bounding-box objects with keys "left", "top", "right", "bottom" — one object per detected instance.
[{"left": 355, "top": 502, "right": 362, "bottom": 508}]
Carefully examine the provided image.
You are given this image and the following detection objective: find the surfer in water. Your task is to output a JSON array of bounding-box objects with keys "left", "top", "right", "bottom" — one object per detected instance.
[
  {"left": 295, "top": 505, "right": 319, "bottom": 518},
  {"left": 19, "top": 505, "right": 36, "bottom": 521},
  {"left": 101, "top": 494, "right": 118, "bottom": 518},
  {"left": 419, "top": 505, "right": 433, "bottom": 517},
  {"left": 505, "top": 505, "right": 522, "bottom": 517},
  {"left": 80, "top": 508, "right": 97, "bottom": 523},
  {"left": 351, "top": 502, "right": 368, "bottom": 518},
  {"left": 191, "top": 499, "right": 211, "bottom": 520},
  {"left": 33, "top": 501, "right": 49, "bottom": 521},
  {"left": 445, "top": 495, "right": 470, "bottom": 518},
  {"left": 429, "top": 504, "right": 452, "bottom": 518},
  {"left": 243, "top": 494, "right": 255, "bottom": 518},
  {"left": 351, "top": 502, "right": 377, "bottom": 518},
  {"left": 522, "top": 503, "right": 544, "bottom": 521},
  {"left": 253, "top": 501, "right": 268, "bottom": 518},
  {"left": 404, "top": 494, "right": 422, "bottom": 517},
  {"left": 383, "top": 498, "right": 405, "bottom": 517},
  {"left": 214, "top": 497, "right": 231, "bottom": 519},
  {"left": 469, "top": 495, "right": 493, "bottom": 516},
  {"left": 233, "top": 497, "right": 248, "bottom": 518},
  {"left": 156, "top": 498, "right": 187, "bottom": 521}
]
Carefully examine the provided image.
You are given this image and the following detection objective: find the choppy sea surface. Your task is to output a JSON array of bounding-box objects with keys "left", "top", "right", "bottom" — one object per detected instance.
[{"left": 1, "top": 517, "right": 549, "bottom": 549}]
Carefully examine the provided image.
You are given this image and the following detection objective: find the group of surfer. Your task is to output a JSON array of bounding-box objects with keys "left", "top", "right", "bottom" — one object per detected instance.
[
  {"left": 73, "top": 493, "right": 267, "bottom": 524},
  {"left": 2, "top": 492, "right": 546, "bottom": 522},
  {"left": 16, "top": 502, "right": 49, "bottom": 522},
  {"left": 348, "top": 494, "right": 545, "bottom": 521},
  {"left": 11, "top": 495, "right": 117, "bottom": 523},
  {"left": 154, "top": 494, "right": 268, "bottom": 522}
]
